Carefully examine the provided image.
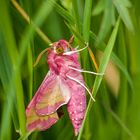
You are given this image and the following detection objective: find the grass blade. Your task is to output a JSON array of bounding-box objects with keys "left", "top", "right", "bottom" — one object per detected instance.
[
  {"left": 113, "top": 0, "right": 134, "bottom": 32},
  {"left": 90, "top": 31, "right": 134, "bottom": 92},
  {"left": 78, "top": 17, "right": 120, "bottom": 140},
  {"left": 96, "top": 0, "right": 115, "bottom": 45},
  {"left": 83, "top": 0, "right": 92, "bottom": 41},
  {"left": 0, "top": 0, "right": 26, "bottom": 136},
  {"left": 103, "top": 103, "right": 135, "bottom": 139}
]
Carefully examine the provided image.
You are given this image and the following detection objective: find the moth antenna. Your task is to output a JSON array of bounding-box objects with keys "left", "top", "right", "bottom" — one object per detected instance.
[
  {"left": 63, "top": 45, "right": 88, "bottom": 55},
  {"left": 66, "top": 75, "right": 95, "bottom": 102},
  {"left": 69, "top": 66, "right": 104, "bottom": 76},
  {"left": 33, "top": 47, "right": 51, "bottom": 67}
]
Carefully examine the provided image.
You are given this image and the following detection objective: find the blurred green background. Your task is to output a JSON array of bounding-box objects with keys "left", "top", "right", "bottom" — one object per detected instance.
[{"left": 0, "top": 0, "right": 140, "bottom": 140}]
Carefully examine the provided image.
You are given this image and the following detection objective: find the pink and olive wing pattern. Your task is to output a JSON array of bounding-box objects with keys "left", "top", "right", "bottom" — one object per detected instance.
[
  {"left": 26, "top": 71, "right": 71, "bottom": 131},
  {"left": 26, "top": 105, "right": 59, "bottom": 131},
  {"left": 35, "top": 74, "right": 71, "bottom": 115}
]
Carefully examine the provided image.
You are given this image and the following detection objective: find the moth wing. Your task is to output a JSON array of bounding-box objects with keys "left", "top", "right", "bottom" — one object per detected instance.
[
  {"left": 26, "top": 104, "right": 59, "bottom": 131},
  {"left": 29, "top": 71, "right": 70, "bottom": 115},
  {"left": 35, "top": 74, "right": 71, "bottom": 115},
  {"left": 26, "top": 71, "right": 52, "bottom": 114},
  {"left": 26, "top": 71, "right": 60, "bottom": 131}
]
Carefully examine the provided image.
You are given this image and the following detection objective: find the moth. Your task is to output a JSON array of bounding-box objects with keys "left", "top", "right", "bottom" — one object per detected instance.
[{"left": 26, "top": 38, "right": 102, "bottom": 136}]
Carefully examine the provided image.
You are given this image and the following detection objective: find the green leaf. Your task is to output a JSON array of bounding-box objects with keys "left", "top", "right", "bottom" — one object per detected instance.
[
  {"left": 96, "top": 0, "right": 115, "bottom": 45},
  {"left": 78, "top": 17, "right": 120, "bottom": 140},
  {"left": 18, "top": 132, "right": 31, "bottom": 140},
  {"left": 72, "top": 0, "right": 82, "bottom": 33},
  {"left": 113, "top": 0, "right": 134, "bottom": 32},
  {"left": 94, "top": 17, "right": 120, "bottom": 104},
  {"left": 92, "top": 0, "right": 105, "bottom": 16},
  {"left": 83, "top": 0, "right": 92, "bottom": 41},
  {"left": 0, "top": 0, "right": 26, "bottom": 136},
  {"left": 54, "top": 2, "right": 75, "bottom": 25},
  {"left": 90, "top": 31, "right": 134, "bottom": 92},
  {"left": 111, "top": 53, "right": 134, "bottom": 92},
  {"left": 103, "top": 104, "right": 135, "bottom": 139}
]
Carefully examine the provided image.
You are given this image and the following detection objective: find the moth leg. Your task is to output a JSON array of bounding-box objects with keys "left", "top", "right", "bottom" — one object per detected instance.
[
  {"left": 69, "top": 66, "right": 104, "bottom": 76},
  {"left": 66, "top": 74, "right": 95, "bottom": 102}
]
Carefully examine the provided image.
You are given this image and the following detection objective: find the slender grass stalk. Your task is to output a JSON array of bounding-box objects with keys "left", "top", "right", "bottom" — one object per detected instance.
[
  {"left": 11, "top": 0, "right": 51, "bottom": 44},
  {"left": 54, "top": 2, "right": 75, "bottom": 25},
  {"left": 93, "top": 16, "right": 120, "bottom": 109},
  {"left": 117, "top": 22, "right": 128, "bottom": 139},
  {"left": 82, "top": 0, "right": 93, "bottom": 80},
  {"left": 90, "top": 31, "right": 134, "bottom": 92},
  {"left": 27, "top": 46, "right": 33, "bottom": 100},
  {"left": 125, "top": 5, "right": 140, "bottom": 138},
  {"left": 96, "top": 0, "right": 114, "bottom": 46},
  {"left": 0, "top": 40, "right": 13, "bottom": 140},
  {"left": 0, "top": 0, "right": 26, "bottom": 136},
  {"left": 72, "top": 0, "right": 82, "bottom": 33},
  {"left": 78, "top": 17, "right": 120, "bottom": 140},
  {"left": 111, "top": 53, "right": 134, "bottom": 92},
  {"left": 83, "top": 0, "right": 92, "bottom": 41},
  {"left": 104, "top": 104, "right": 135, "bottom": 139},
  {"left": 113, "top": 0, "right": 134, "bottom": 32}
]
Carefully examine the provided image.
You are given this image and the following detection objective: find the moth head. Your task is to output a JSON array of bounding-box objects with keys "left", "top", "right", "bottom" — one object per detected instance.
[{"left": 52, "top": 40, "right": 72, "bottom": 55}]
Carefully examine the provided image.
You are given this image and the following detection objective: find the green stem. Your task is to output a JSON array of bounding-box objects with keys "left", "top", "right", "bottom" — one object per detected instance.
[
  {"left": 72, "top": 0, "right": 82, "bottom": 33},
  {"left": 78, "top": 17, "right": 120, "bottom": 140},
  {"left": 83, "top": 0, "right": 92, "bottom": 41},
  {"left": 0, "top": 0, "right": 26, "bottom": 136},
  {"left": 117, "top": 22, "right": 128, "bottom": 139}
]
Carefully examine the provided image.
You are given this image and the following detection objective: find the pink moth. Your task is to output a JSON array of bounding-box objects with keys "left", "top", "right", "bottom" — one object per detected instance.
[{"left": 26, "top": 39, "right": 102, "bottom": 136}]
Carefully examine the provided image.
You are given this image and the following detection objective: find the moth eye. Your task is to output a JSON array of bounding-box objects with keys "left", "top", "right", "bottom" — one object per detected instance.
[{"left": 56, "top": 47, "right": 64, "bottom": 54}]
